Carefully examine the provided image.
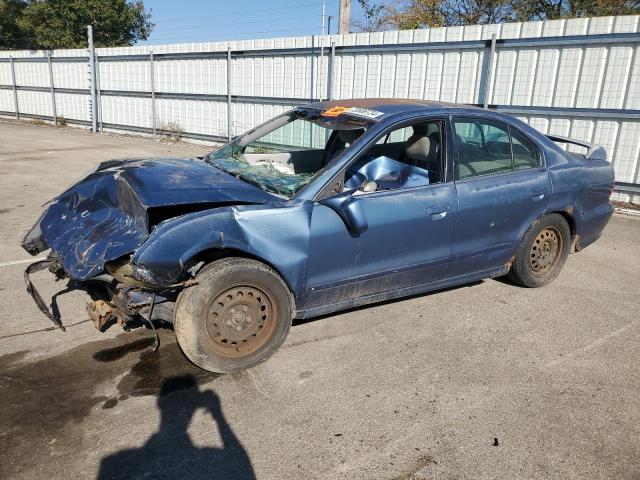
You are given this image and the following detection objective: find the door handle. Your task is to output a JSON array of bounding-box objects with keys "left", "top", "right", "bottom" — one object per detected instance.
[
  {"left": 427, "top": 204, "right": 451, "bottom": 217},
  {"left": 529, "top": 188, "right": 546, "bottom": 199}
]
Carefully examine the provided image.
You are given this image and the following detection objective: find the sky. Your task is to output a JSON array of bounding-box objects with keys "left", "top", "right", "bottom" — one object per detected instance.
[{"left": 140, "top": 0, "right": 366, "bottom": 45}]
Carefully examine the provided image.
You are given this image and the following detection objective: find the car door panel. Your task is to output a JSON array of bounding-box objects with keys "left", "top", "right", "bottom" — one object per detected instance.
[
  {"left": 449, "top": 113, "right": 552, "bottom": 277},
  {"left": 450, "top": 168, "right": 551, "bottom": 275},
  {"left": 305, "top": 204, "right": 361, "bottom": 290},
  {"left": 304, "top": 183, "right": 457, "bottom": 310},
  {"left": 354, "top": 184, "right": 455, "bottom": 282}
]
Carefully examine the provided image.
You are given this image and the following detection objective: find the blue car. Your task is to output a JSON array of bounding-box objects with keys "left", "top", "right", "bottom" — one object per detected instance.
[{"left": 22, "top": 99, "right": 615, "bottom": 372}]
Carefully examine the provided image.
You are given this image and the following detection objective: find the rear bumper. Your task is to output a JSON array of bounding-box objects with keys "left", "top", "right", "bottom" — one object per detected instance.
[{"left": 576, "top": 202, "right": 614, "bottom": 251}]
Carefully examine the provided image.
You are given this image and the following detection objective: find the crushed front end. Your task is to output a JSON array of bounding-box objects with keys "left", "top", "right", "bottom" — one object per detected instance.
[
  {"left": 19, "top": 155, "right": 277, "bottom": 335},
  {"left": 22, "top": 247, "right": 188, "bottom": 335}
]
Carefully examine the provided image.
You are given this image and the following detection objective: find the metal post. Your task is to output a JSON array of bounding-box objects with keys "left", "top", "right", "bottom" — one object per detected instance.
[
  {"left": 9, "top": 56, "right": 19, "bottom": 119},
  {"left": 227, "top": 47, "right": 232, "bottom": 141},
  {"left": 328, "top": 16, "right": 333, "bottom": 36},
  {"left": 483, "top": 33, "right": 497, "bottom": 109},
  {"left": 338, "top": 0, "right": 351, "bottom": 34},
  {"left": 87, "top": 25, "right": 98, "bottom": 132},
  {"left": 47, "top": 53, "right": 58, "bottom": 125},
  {"left": 327, "top": 42, "right": 336, "bottom": 100},
  {"left": 150, "top": 51, "right": 156, "bottom": 138},
  {"left": 95, "top": 55, "right": 103, "bottom": 131},
  {"left": 310, "top": 36, "right": 316, "bottom": 101},
  {"left": 318, "top": 1, "right": 326, "bottom": 101}
]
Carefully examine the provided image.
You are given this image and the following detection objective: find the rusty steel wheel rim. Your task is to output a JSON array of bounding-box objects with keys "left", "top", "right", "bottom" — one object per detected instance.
[
  {"left": 529, "top": 227, "right": 562, "bottom": 276},
  {"left": 205, "top": 285, "right": 276, "bottom": 358}
]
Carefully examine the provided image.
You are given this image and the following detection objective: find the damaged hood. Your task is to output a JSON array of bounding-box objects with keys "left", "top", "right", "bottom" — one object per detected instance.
[{"left": 27, "top": 157, "right": 279, "bottom": 280}]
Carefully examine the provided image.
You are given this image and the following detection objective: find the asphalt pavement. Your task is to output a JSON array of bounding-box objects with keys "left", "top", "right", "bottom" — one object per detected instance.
[{"left": 0, "top": 120, "right": 638, "bottom": 480}]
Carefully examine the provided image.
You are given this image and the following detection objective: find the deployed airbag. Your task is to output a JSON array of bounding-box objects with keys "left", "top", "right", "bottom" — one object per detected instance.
[{"left": 344, "top": 156, "right": 430, "bottom": 191}]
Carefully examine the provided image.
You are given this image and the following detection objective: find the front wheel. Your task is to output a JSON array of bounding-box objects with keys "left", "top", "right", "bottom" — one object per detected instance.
[
  {"left": 174, "top": 258, "right": 294, "bottom": 373},
  {"left": 508, "top": 213, "right": 571, "bottom": 288}
]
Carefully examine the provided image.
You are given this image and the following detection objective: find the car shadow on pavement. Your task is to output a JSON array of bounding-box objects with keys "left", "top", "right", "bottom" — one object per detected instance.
[{"left": 96, "top": 375, "right": 256, "bottom": 480}]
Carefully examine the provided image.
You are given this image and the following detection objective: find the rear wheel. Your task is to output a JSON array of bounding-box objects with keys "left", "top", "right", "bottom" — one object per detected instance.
[
  {"left": 508, "top": 214, "right": 571, "bottom": 288},
  {"left": 174, "top": 258, "right": 294, "bottom": 373}
]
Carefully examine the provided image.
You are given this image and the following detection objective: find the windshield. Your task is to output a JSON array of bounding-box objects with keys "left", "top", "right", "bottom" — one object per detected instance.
[{"left": 206, "top": 109, "right": 370, "bottom": 197}]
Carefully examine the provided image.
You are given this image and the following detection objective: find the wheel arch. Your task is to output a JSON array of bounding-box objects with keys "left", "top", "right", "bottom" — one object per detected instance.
[
  {"left": 511, "top": 209, "right": 575, "bottom": 270},
  {"left": 185, "top": 247, "right": 297, "bottom": 298},
  {"left": 548, "top": 208, "right": 578, "bottom": 250}
]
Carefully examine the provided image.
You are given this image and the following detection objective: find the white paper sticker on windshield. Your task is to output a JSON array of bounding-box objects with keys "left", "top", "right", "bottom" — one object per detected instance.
[{"left": 346, "top": 107, "right": 384, "bottom": 119}]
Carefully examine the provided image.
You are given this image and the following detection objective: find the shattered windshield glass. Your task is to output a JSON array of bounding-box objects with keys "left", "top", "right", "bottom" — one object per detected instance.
[
  {"left": 208, "top": 142, "right": 315, "bottom": 197},
  {"left": 206, "top": 109, "right": 370, "bottom": 197}
]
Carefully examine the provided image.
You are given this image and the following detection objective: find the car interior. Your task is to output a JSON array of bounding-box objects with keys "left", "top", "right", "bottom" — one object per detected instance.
[
  {"left": 242, "top": 116, "right": 442, "bottom": 184},
  {"left": 454, "top": 119, "right": 539, "bottom": 179},
  {"left": 342, "top": 121, "right": 443, "bottom": 192},
  {"left": 232, "top": 112, "right": 540, "bottom": 195},
  {"left": 241, "top": 119, "right": 444, "bottom": 194}
]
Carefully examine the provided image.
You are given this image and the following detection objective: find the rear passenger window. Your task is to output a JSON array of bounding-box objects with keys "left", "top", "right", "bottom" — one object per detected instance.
[
  {"left": 453, "top": 118, "right": 540, "bottom": 179},
  {"left": 510, "top": 128, "right": 540, "bottom": 170},
  {"left": 454, "top": 119, "right": 512, "bottom": 179}
]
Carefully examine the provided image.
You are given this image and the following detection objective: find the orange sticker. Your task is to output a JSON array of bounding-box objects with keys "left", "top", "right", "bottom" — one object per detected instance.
[{"left": 322, "top": 106, "right": 350, "bottom": 117}]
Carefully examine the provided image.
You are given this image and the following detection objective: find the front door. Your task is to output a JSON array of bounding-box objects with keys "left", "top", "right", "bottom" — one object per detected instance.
[{"left": 303, "top": 117, "right": 457, "bottom": 311}]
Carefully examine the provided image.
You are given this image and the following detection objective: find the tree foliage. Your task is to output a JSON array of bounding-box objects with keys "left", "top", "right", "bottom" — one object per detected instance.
[
  {"left": 0, "top": 0, "right": 153, "bottom": 50},
  {"left": 354, "top": 0, "right": 640, "bottom": 31},
  {"left": 0, "top": 1, "right": 29, "bottom": 49}
]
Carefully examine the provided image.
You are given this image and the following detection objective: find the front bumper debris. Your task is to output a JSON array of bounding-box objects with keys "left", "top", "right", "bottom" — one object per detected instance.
[
  {"left": 24, "top": 253, "right": 181, "bottom": 335},
  {"left": 24, "top": 256, "right": 67, "bottom": 331}
]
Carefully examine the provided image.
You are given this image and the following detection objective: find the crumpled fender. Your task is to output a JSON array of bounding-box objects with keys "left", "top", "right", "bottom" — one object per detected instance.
[{"left": 132, "top": 201, "right": 313, "bottom": 296}]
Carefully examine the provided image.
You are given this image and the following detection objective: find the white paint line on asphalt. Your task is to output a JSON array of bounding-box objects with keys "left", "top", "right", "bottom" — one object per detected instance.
[
  {"left": 615, "top": 207, "right": 640, "bottom": 217},
  {"left": 546, "top": 318, "right": 640, "bottom": 367},
  {"left": 0, "top": 257, "right": 47, "bottom": 268}
]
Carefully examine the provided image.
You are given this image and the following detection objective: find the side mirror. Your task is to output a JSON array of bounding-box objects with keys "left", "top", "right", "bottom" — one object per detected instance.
[{"left": 319, "top": 189, "right": 368, "bottom": 235}]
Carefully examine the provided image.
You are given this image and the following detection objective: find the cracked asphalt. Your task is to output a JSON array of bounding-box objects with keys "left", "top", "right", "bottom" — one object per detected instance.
[{"left": 1, "top": 120, "right": 639, "bottom": 480}]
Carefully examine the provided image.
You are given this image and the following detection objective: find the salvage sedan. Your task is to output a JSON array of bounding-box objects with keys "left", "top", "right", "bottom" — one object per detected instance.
[{"left": 22, "top": 99, "right": 614, "bottom": 372}]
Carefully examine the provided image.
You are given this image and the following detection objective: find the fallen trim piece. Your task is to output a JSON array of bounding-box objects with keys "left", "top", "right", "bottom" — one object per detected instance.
[{"left": 24, "top": 259, "right": 66, "bottom": 331}]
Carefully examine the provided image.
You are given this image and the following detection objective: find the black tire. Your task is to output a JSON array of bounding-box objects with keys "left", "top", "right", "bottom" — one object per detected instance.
[
  {"left": 174, "top": 257, "right": 294, "bottom": 373},
  {"left": 507, "top": 213, "right": 571, "bottom": 288}
]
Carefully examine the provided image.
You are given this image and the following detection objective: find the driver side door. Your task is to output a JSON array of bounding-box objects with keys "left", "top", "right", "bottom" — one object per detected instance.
[{"left": 301, "top": 117, "right": 457, "bottom": 313}]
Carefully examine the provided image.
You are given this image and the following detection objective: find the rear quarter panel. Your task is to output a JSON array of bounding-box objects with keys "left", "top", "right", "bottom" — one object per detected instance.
[{"left": 546, "top": 151, "right": 614, "bottom": 248}]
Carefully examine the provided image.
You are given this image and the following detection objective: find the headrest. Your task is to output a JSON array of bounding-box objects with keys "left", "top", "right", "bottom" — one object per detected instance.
[
  {"left": 412, "top": 124, "right": 429, "bottom": 135},
  {"left": 338, "top": 129, "right": 364, "bottom": 145},
  {"left": 405, "top": 135, "right": 431, "bottom": 162}
]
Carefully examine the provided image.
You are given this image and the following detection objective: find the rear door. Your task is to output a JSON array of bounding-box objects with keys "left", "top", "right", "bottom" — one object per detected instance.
[{"left": 449, "top": 116, "right": 551, "bottom": 277}]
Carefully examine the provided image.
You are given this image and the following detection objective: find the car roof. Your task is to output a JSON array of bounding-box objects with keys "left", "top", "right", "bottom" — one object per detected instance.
[{"left": 305, "top": 98, "right": 487, "bottom": 117}]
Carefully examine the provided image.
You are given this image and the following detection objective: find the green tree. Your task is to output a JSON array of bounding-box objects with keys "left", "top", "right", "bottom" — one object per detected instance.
[
  {"left": 0, "top": 0, "right": 153, "bottom": 50},
  {"left": 442, "top": 0, "right": 516, "bottom": 25},
  {"left": 0, "top": 1, "right": 32, "bottom": 49}
]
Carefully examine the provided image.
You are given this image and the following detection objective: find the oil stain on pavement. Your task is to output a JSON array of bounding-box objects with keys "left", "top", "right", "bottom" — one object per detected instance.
[{"left": 0, "top": 328, "right": 219, "bottom": 478}]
